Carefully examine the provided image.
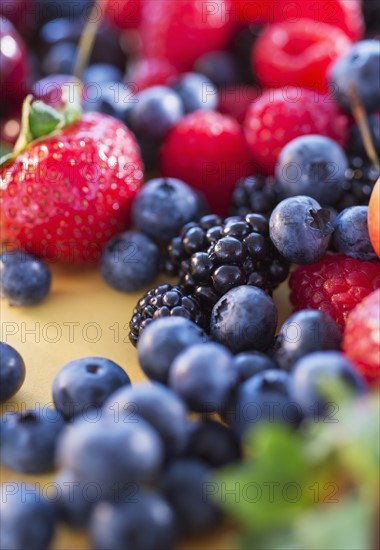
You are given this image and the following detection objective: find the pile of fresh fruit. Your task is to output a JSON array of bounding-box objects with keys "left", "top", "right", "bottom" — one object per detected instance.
[{"left": 0, "top": 0, "right": 379, "bottom": 549}]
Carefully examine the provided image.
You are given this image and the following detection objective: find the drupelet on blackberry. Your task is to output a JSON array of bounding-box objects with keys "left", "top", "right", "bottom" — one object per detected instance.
[
  {"left": 129, "top": 284, "right": 205, "bottom": 346},
  {"left": 334, "top": 156, "right": 379, "bottom": 211},
  {"left": 167, "top": 213, "right": 289, "bottom": 309},
  {"left": 229, "top": 175, "right": 279, "bottom": 218}
]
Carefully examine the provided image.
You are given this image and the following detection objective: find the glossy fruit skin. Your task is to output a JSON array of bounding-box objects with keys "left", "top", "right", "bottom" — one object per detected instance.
[
  {"left": 132, "top": 177, "right": 205, "bottom": 241},
  {"left": 332, "top": 206, "right": 377, "bottom": 261},
  {"left": 368, "top": 178, "right": 380, "bottom": 257},
  {"left": 171, "top": 72, "right": 218, "bottom": 113},
  {"left": 0, "top": 408, "right": 65, "bottom": 474},
  {"left": 139, "top": 0, "right": 236, "bottom": 71},
  {"left": 105, "top": 0, "right": 142, "bottom": 29},
  {"left": 90, "top": 491, "right": 178, "bottom": 550},
  {"left": 226, "top": 369, "right": 301, "bottom": 440},
  {"left": 185, "top": 418, "right": 241, "bottom": 467},
  {"left": 276, "top": 135, "right": 348, "bottom": 206},
  {"left": 160, "top": 110, "right": 254, "bottom": 215},
  {"left": 100, "top": 231, "right": 160, "bottom": 292},
  {"left": 269, "top": 196, "right": 333, "bottom": 264},
  {"left": 0, "top": 18, "right": 28, "bottom": 105},
  {"left": 328, "top": 40, "right": 380, "bottom": 114},
  {"left": 0, "top": 112, "right": 143, "bottom": 264},
  {"left": 275, "top": 310, "right": 342, "bottom": 372},
  {"left": 290, "top": 351, "right": 367, "bottom": 419},
  {"left": 343, "top": 289, "right": 380, "bottom": 385},
  {"left": 56, "top": 415, "right": 163, "bottom": 499},
  {"left": 210, "top": 285, "right": 278, "bottom": 353},
  {"left": 0, "top": 483, "right": 57, "bottom": 550},
  {"left": 252, "top": 19, "right": 351, "bottom": 92},
  {"left": 289, "top": 253, "right": 380, "bottom": 329},
  {"left": 52, "top": 357, "right": 130, "bottom": 420},
  {"left": 160, "top": 459, "right": 222, "bottom": 535},
  {"left": 243, "top": 87, "right": 349, "bottom": 175},
  {"left": 0, "top": 342, "right": 25, "bottom": 402},
  {"left": 169, "top": 343, "right": 237, "bottom": 413},
  {"left": 232, "top": 351, "right": 278, "bottom": 382},
  {"left": 104, "top": 382, "right": 189, "bottom": 456},
  {"left": 0, "top": 251, "right": 51, "bottom": 306},
  {"left": 137, "top": 317, "right": 207, "bottom": 383},
  {"left": 54, "top": 469, "right": 96, "bottom": 527}
]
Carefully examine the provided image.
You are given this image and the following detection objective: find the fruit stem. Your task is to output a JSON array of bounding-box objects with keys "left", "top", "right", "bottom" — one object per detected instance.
[
  {"left": 73, "top": 0, "right": 107, "bottom": 80},
  {"left": 348, "top": 85, "right": 380, "bottom": 172}
]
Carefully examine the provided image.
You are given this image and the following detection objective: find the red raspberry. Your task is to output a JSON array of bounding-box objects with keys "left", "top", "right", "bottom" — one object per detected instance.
[
  {"left": 243, "top": 87, "right": 349, "bottom": 174},
  {"left": 343, "top": 289, "right": 380, "bottom": 385},
  {"left": 159, "top": 111, "right": 254, "bottom": 215},
  {"left": 252, "top": 19, "right": 351, "bottom": 92},
  {"left": 105, "top": 0, "right": 142, "bottom": 29},
  {"left": 218, "top": 85, "right": 260, "bottom": 123},
  {"left": 126, "top": 58, "right": 178, "bottom": 92},
  {"left": 289, "top": 253, "right": 380, "bottom": 330},
  {"left": 139, "top": 0, "right": 237, "bottom": 71}
]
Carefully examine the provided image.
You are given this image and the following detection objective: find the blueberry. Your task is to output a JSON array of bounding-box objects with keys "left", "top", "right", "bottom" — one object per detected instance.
[
  {"left": 89, "top": 491, "right": 178, "bottom": 550},
  {"left": 128, "top": 86, "right": 184, "bottom": 140},
  {"left": 0, "top": 483, "right": 57, "bottom": 550},
  {"left": 103, "top": 382, "right": 189, "bottom": 456},
  {"left": 194, "top": 51, "right": 241, "bottom": 87},
  {"left": 83, "top": 81, "right": 136, "bottom": 124},
  {"left": 52, "top": 356, "right": 131, "bottom": 420},
  {"left": 233, "top": 351, "right": 278, "bottom": 382},
  {"left": 0, "top": 251, "right": 51, "bottom": 306},
  {"left": 56, "top": 415, "right": 163, "bottom": 497},
  {"left": 160, "top": 459, "right": 222, "bottom": 535},
  {"left": 100, "top": 231, "right": 160, "bottom": 292},
  {"left": 54, "top": 469, "right": 97, "bottom": 527},
  {"left": 83, "top": 64, "right": 123, "bottom": 84},
  {"left": 348, "top": 114, "right": 380, "bottom": 159},
  {"left": 290, "top": 351, "right": 367, "bottom": 420},
  {"left": 185, "top": 419, "right": 241, "bottom": 467},
  {"left": 0, "top": 408, "right": 65, "bottom": 473},
  {"left": 42, "top": 42, "right": 76, "bottom": 75},
  {"left": 137, "top": 317, "right": 207, "bottom": 383},
  {"left": 0, "top": 342, "right": 25, "bottom": 402},
  {"left": 332, "top": 206, "right": 377, "bottom": 261},
  {"left": 226, "top": 370, "right": 301, "bottom": 439},
  {"left": 276, "top": 135, "right": 348, "bottom": 206},
  {"left": 169, "top": 343, "right": 237, "bottom": 413},
  {"left": 275, "top": 310, "right": 342, "bottom": 372},
  {"left": 171, "top": 72, "right": 218, "bottom": 113},
  {"left": 269, "top": 195, "right": 334, "bottom": 264},
  {"left": 132, "top": 177, "right": 207, "bottom": 241},
  {"left": 328, "top": 40, "right": 380, "bottom": 114},
  {"left": 210, "top": 286, "right": 277, "bottom": 353}
]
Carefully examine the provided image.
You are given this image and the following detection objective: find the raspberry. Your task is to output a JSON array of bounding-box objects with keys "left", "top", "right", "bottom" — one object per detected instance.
[
  {"left": 243, "top": 87, "right": 349, "bottom": 174},
  {"left": 139, "top": 0, "right": 236, "bottom": 71},
  {"left": 343, "top": 289, "right": 380, "bottom": 385},
  {"left": 252, "top": 19, "right": 351, "bottom": 92},
  {"left": 126, "top": 58, "right": 178, "bottom": 92},
  {"left": 218, "top": 85, "right": 260, "bottom": 123},
  {"left": 289, "top": 253, "right": 380, "bottom": 329},
  {"left": 159, "top": 111, "right": 254, "bottom": 216}
]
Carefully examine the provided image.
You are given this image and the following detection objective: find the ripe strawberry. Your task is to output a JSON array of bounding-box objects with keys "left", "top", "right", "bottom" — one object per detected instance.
[
  {"left": 138, "top": 0, "right": 237, "bottom": 71},
  {"left": 105, "top": 0, "right": 142, "bottom": 29},
  {"left": 1, "top": 99, "right": 143, "bottom": 264},
  {"left": 159, "top": 110, "right": 254, "bottom": 216},
  {"left": 289, "top": 253, "right": 380, "bottom": 330},
  {"left": 343, "top": 289, "right": 380, "bottom": 385},
  {"left": 252, "top": 19, "right": 351, "bottom": 92},
  {"left": 243, "top": 87, "right": 349, "bottom": 174},
  {"left": 0, "top": 18, "right": 28, "bottom": 106}
]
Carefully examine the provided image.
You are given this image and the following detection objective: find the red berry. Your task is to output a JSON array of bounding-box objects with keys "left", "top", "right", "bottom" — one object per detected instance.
[
  {"left": 0, "top": 18, "right": 28, "bottom": 106},
  {"left": 159, "top": 110, "right": 254, "bottom": 216},
  {"left": 0, "top": 112, "right": 143, "bottom": 264},
  {"left": 126, "top": 58, "right": 178, "bottom": 92},
  {"left": 252, "top": 19, "right": 351, "bottom": 92},
  {"left": 343, "top": 289, "right": 380, "bottom": 385},
  {"left": 289, "top": 253, "right": 380, "bottom": 330},
  {"left": 243, "top": 87, "right": 349, "bottom": 174},
  {"left": 139, "top": 0, "right": 237, "bottom": 71},
  {"left": 105, "top": 0, "right": 142, "bottom": 29},
  {"left": 218, "top": 85, "right": 260, "bottom": 123}
]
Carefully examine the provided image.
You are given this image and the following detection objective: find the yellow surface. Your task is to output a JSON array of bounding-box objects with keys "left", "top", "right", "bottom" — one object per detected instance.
[{"left": 0, "top": 265, "right": 292, "bottom": 549}]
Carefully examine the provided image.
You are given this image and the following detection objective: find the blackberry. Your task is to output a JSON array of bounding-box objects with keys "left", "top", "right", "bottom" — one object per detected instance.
[
  {"left": 334, "top": 156, "right": 379, "bottom": 211},
  {"left": 168, "top": 213, "right": 289, "bottom": 309},
  {"left": 229, "top": 175, "right": 280, "bottom": 218},
  {"left": 129, "top": 284, "right": 205, "bottom": 346}
]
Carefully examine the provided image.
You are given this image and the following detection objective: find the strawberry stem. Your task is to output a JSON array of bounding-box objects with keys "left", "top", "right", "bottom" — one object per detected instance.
[
  {"left": 73, "top": 0, "right": 107, "bottom": 80},
  {"left": 348, "top": 85, "right": 380, "bottom": 172}
]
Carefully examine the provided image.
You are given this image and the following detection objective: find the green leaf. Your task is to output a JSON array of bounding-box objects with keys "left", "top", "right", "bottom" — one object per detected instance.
[{"left": 28, "top": 101, "right": 63, "bottom": 139}]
